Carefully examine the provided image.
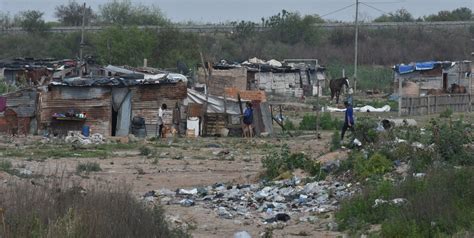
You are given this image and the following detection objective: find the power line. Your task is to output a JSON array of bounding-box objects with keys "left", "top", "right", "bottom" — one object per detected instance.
[
  {"left": 320, "top": 3, "right": 356, "bottom": 18},
  {"left": 360, "top": 2, "right": 391, "bottom": 15}
]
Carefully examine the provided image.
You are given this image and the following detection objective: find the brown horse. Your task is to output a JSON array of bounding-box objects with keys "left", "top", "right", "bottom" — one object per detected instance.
[
  {"left": 330, "top": 77, "right": 349, "bottom": 104},
  {"left": 450, "top": 84, "right": 466, "bottom": 94}
]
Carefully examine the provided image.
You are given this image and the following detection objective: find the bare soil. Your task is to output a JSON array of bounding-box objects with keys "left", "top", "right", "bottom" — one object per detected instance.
[{"left": 0, "top": 132, "right": 346, "bottom": 237}]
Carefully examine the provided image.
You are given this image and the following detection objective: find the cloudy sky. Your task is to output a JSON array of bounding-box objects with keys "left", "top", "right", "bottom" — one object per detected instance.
[{"left": 1, "top": 0, "right": 472, "bottom": 23}]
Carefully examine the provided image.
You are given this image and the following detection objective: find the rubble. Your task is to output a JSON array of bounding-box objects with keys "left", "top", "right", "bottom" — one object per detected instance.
[{"left": 149, "top": 177, "right": 357, "bottom": 224}]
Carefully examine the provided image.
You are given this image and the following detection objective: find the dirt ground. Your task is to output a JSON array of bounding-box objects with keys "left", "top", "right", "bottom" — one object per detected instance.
[
  {"left": 0, "top": 131, "right": 348, "bottom": 237},
  {"left": 2, "top": 105, "right": 472, "bottom": 237}
]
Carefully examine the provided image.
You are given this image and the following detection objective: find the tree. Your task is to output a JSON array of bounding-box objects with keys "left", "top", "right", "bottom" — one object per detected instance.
[
  {"left": 0, "top": 12, "right": 15, "bottom": 29},
  {"left": 424, "top": 7, "right": 473, "bottom": 21},
  {"left": 94, "top": 26, "right": 157, "bottom": 66},
  {"left": 263, "top": 10, "right": 324, "bottom": 45},
  {"left": 18, "top": 10, "right": 49, "bottom": 34},
  {"left": 99, "top": 0, "right": 168, "bottom": 26},
  {"left": 374, "top": 8, "right": 414, "bottom": 22},
  {"left": 55, "top": 1, "right": 96, "bottom": 26}
]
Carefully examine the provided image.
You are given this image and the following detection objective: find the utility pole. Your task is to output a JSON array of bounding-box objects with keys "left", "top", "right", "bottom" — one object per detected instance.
[
  {"left": 353, "top": 0, "right": 359, "bottom": 92},
  {"left": 79, "top": 2, "right": 86, "bottom": 77}
]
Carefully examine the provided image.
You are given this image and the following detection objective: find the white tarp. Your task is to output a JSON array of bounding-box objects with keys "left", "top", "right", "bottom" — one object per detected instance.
[
  {"left": 186, "top": 89, "right": 247, "bottom": 115},
  {"left": 325, "top": 105, "right": 391, "bottom": 113}
]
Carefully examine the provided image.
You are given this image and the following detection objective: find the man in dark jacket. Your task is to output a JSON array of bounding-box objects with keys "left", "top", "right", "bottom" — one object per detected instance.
[{"left": 341, "top": 100, "right": 354, "bottom": 142}]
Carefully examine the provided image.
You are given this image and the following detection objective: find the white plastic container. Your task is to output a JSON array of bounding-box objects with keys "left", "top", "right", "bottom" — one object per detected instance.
[{"left": 186, "top": 117, "right": 200, "bottom": 137}]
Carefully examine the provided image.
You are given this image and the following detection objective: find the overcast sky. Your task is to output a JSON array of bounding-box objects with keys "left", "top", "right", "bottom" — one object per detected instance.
[{"left": 1, "top": 0, "right": 473, "bottom": 23}]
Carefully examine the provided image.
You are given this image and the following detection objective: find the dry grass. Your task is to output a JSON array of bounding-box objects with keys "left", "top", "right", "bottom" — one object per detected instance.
[{"left": 0, "top": 177, "right": 189, "bottom": 238}]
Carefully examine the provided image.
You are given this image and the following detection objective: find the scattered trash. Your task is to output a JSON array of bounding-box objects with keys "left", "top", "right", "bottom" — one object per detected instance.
[
  {"left": 373, "top": 198, "right": 408, "bottom": 208},
  {"left": 179, "top": 199, "right": 195, "bottom": 207},
  {"left": 149, "top": 177, "right": 356, "bottom": 223},
  {"left": 178, "top": 188, "right": 198, "bottom": 195},
  {"left": 65, "top": 131, "right": 105, "bottom": 145},
  {"left": 413, "top": 173, "right": 426, "bottom": 178},
  {"left": 234, "top": 231, "right": 252, "bottom": 238}
]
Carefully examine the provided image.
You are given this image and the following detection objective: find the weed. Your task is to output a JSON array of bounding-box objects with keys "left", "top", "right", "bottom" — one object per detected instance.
[
  {"left": 330, "top": 130, "right": 341, "bottom": 151},
  {"left": 337, "top": 168, "right": 474, "bottom": 237},
  {"left": 139, "top": 146, "right": 154, "bottom": 156},
  {"left": 439, "top": 108, "right": 453, "bottom": 118},
  {"left": 76, "top": 162, "right": 102, "bottom": 173},
  {"left": 299, "top": 112, "right": 341, "bottom": 131},
  {"left": 261, "top": 145, "right": 323, "bottom": 179},
  {"left": 152, "top": 158, "right": 159, "bottom": 165},
  {"left": 284, "top": 119, "right": 296, "bottom": 130},
  {"left": 0, "top": 159, "right": 13, "bottom": 172},
  {"left": 354, "top": 152, "right": 392, "bottom": 180}
]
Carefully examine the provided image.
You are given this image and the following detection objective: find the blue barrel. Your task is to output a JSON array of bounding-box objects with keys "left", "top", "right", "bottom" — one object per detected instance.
[{"left": 82, "top": 125, "right": 90, "bottom": 137}]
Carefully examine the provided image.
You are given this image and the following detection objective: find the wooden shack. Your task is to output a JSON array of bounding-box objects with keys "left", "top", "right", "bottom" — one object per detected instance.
[{"left": 37, "top": 82, "right": 187, "bottom": 137}]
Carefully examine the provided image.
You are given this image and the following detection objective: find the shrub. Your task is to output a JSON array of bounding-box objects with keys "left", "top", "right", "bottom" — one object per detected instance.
[
  {"left": 330, "top": 130, "right": 341, "bottom": 151},
  {"left": 439, "top": 108, "right": 453, "bottom": 118},
  {"left": 261, "top": 145, "right": 323, "bottom": 179},
  {"left": 337, "top": 168, "right": 474, "bottom": 236},
  {"left": 336, "top": 180, "right": 395, "bottom": 232},
  {"left": 76, "top": 162, "right": 102, "bottom": 173},
  {"left": 283, "top": 119, "right": 296, "bottom": 130},
  {"left": 354, "top": 152, "right": 392, "bottom": 180},
  {"left": 353, "top": 117, "right": 378, "bottom": 144},
  {"left": 0, "top": 159, "right": 13, "bottom": 172},
  {"left": 299, "top": 112, "right": 341, "bottom": 131},
  {"left": 299, "top": 114, "right": 317, "bottom": 130},
  {"left": 0, "top": 179, "right": 190, "bottom": 237},
  {"left": 139, "top": 146, "right": 154, "bottom": 156},
  {"left": 433, "top": 119, "right": 473, "bottom": 165}
]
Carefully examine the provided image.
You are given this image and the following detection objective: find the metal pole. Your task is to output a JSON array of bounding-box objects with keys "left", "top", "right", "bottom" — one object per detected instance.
[
  {"left": 354, "top": 0, "right": 359, "bottom": 92},
  {"left": 79, "top": 2, "right": 86, "bottom": 77},
  {"left": 398, "top": 76, "right": 402, "bottom": 117}
]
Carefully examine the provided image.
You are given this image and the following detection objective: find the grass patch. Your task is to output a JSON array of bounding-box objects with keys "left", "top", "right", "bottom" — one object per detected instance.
[
  {"left": 76, "top": 162, "right": 102, "bottom": 173},
  {"left": 299, "top": 112, "right": 342, "bottom": 131},
  {"left": 261, "top": 144, "right": 324, "bottom": 180},
  {"left": 0, "top": 159, "right": 13, "bottom": 172},
  {"left": 336, "top": 168, "right": 474, "bottom": 237}
]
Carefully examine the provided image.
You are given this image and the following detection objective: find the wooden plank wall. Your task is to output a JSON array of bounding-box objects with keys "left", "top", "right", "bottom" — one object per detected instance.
[
  {"left": 131, "top": 82, "right": 187, "bottom": 136},
  {"left": 39, "top": 86, "right": 112, "bottom": 136},
  {"left": 401, "top": 94, "right": 471, "bottom": 116}
]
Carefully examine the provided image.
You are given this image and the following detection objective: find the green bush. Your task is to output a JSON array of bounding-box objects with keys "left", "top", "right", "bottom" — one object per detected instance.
[
  {"left": 299, "top": 114, "right": 317, "bottom": 130},
  {"left": 299, "top": 112, "right": 341, "bottom": 131},
  {"left": 283, "top": 119, "right": 296, "bottom": 130},
  {"left": 354, "top": 152, "right": 392, "bottom": 180},
  {"left": 330, "top": 130, "right": 341, "bottom": 151},
  {"left": 337, "top": 168, "right": 474, "bottom": 236},
  {"left": 433, "top": 119, "right": 473, "bottom": 165},
  {"left": 336, "top": 180, "right": 395, "bottom": 232},
  {"left": 261, "top": 145, "right": 323, "bottom": 179},
  {"left": 439, "top": 108, "right": 453, "bottom": 118},
  {"left": 0, "top": 159, "right": 13, "bottom": 172},
  {"left": 76, "top": 162, "right": 102, "bottom": 173},
  {"left": 353, "top": 117, "right": 378, "bottom": 144}
]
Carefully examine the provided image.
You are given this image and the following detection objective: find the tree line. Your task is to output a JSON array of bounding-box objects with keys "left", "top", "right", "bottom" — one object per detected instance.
[{"left": 0, "top": 0, "right": 472, "bottom": 73}]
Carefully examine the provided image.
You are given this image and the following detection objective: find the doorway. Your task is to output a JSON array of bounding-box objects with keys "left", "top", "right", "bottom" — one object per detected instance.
[{"left": 442, "top": 73, "right": 448, "bottom": 91}]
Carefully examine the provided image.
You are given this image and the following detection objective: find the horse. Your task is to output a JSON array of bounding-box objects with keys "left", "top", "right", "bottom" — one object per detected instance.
[
  {"left": 450, "top": 84, "right": 466, "bottom": 94},
  {"left": 329, "top": 77, "right": 350, "bottom": 104}
]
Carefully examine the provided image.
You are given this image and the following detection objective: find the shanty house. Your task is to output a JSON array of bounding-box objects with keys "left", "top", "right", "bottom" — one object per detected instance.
[
  {"left": 393, "top": 61, "right": 472, "bottom": 96},
  {"left": 38, "top": 79, "right": 187, "bottom": 137}
]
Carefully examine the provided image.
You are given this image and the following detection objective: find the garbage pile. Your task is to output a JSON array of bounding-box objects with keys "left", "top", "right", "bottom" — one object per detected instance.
[
  {"left": 145, "top": 177, "right": 357, "bottom": 223},
  {"left": 65, "top": 131, "right": 105, "bottom": 145}
]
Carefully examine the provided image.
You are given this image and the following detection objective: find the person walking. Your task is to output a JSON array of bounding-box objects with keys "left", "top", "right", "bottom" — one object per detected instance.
[
  {"left": 242, "top": 102, "right": 254, "bottom": 138},
  {"left": 341, "top": 100, "right": 354, "bottom": 143},
  {"left": 157, "top": 103, "right": 167, "bottom": 138}
]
